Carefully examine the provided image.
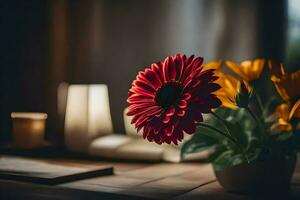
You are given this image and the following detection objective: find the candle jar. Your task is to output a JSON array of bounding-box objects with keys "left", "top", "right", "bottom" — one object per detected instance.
[{"left": 11, "top": 112, "right": 48, "bottom": 149}]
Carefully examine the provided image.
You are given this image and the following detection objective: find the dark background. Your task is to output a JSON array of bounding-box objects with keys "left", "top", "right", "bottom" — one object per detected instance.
[{"left": 0, "top": 0, "right": 298, "bottom": 144}]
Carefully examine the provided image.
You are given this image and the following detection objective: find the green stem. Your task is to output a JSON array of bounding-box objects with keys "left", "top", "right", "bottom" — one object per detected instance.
[
  {"left": 197, "top": 123, "right": 236, "bottom": 144},
  {"left": 211, "top": 112, "right": 250, "bottom": 163},
  {"left": 198, "top": 123, "right": 250, "bottom": 163},
  {"left": 245, "top": 107, "right": 265, "bottom": 139},
  {"left": 253, "top": 89, "right": 264, "bottom": 117},
  {"left": 211, "top": 112, "right": 234, "bottom": 139},
  {"left": 245, "top": 107, "right": 257, "bottom": 122}
]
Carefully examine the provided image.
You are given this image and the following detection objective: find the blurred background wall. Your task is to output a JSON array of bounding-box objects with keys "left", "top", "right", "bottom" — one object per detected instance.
[{"left": 0, "top": 0, "right": 295, "bottom": 144}]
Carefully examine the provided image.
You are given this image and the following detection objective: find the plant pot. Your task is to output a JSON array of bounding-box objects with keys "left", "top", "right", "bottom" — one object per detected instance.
[{"left": 213, "top": 154, "right": 297, "bottom": 195}]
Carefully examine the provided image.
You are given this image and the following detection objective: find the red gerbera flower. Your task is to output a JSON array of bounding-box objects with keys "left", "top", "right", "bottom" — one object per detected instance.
[{"left": 127, "top": 54, "right": 221, "bottom": 145}]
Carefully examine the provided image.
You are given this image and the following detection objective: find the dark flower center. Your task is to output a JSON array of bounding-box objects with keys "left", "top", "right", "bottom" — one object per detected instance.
[{"left": 155, "top": 81, "right": 183, "bottom": 107}]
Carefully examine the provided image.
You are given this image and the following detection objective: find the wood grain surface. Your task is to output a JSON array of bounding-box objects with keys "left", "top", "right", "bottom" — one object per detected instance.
[{"left": 0, "top": 154, "right": 300, "bottom": 199}]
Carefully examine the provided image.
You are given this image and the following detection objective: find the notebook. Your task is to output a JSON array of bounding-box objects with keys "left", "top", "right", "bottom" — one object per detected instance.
[{"left": 0, "top": 156, "right": 113, "bottom": 185}]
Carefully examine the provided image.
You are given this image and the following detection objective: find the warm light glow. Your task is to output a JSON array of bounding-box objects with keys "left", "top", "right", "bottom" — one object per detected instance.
[
  {"left": 64, "top": 84, "right": 113, "bottom": 152},
  {"left": 89, "top": 135, "right": 132, "bottom": 157},
  {"left": 123, "top": 108, "right": 141, "bottom": 138},
  {"left": 89, "top": 135, "right": 164, "bottom": 161},
  {"left": 88, "top": 85, "right": 113, "bottom": 135},
  {"left": 11, "top": 112, "right": 47, "bottom": 149},
  {"left": 11, "top": 112, "right": 48, "bottom": 120}
]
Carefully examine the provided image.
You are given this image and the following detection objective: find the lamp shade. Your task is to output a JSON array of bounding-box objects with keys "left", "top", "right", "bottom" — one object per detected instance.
[{"left": 64, "top": 84, "right": 113, "bottom": 152}]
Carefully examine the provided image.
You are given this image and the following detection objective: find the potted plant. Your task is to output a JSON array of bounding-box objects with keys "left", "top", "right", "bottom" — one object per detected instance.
[{"left": 126, "top": 54, "right": 300, "bottom": 194}]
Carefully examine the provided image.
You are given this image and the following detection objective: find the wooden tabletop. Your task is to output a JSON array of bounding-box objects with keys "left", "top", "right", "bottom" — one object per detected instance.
[{"left": 0, "top": 154, "right": 300, "bottom": 200}]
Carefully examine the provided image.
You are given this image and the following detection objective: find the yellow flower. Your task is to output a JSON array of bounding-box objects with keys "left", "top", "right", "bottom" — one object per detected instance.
[
  {"left": 289, "top": 99, "right": 300, "bottom": 119},
  {"left": 271, "top": 100, "right": 300, "bottom": 133},
  {"left": 203, "top": 61, "right": 237, "bottom": 109},
  {"left": 270, "top": 69, "right": 300, "bottom": 102},
  {"left": 271, "top": 103, "right": 293, "bottom": 132},
  {"left": 268, "top": 60, "right": 286, "bottom": 78},
  {"left": 203, "top": 60, "right": 222, "bottom": 70},
  {"left": 205, "top": 61, "right": 253, "bottom": 109},
  {"left": 213, "top": 71, "right": 239, "bottom": 109},
  {"left": 213, "top": 71, "right": 251, "bottom": 110},
  {"left": 225, "top": 59, "right": 265, "bottom": 81}
]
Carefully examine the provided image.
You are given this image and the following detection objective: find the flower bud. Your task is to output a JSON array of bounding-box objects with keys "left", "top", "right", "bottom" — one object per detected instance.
[{"left": 236, "top": 80, "right": 252, "bottom": 108}]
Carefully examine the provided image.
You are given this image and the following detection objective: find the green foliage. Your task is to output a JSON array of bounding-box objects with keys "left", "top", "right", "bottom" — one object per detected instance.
[
  {"left": 181, "top": 95, "right": 298, "bottom": 171},
  {"left": 212, "top": 151, "right": 244, "bottom": 171},
  {"left": 181, "top": 126, "right": 219, "bottom": 157},
  {"left": 263, "top": 96, "right": 281, "bottom": 117},
  {"left": 222, "top": 116, "right": 249, "bottom": 149},
  {"left": 181, "top": 107, "right": 270, "bottom": 170},
  {"left": 273, "top": 132, "right": 293, "bottom": 141}
]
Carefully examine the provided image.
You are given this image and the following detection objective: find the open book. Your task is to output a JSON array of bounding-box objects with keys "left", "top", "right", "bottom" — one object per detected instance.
[{"left": 88, "top": 108, "right": 210, "bottom": 162}]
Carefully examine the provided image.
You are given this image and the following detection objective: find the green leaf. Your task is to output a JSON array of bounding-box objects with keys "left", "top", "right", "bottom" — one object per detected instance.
[
  {"left": 246, "top": 120, "right": 260, "bottom": 139},
  {"left": 215, "top": 108, "right": 230, "bottom": 117},
  {"left": 213, "top": 151, "right": 245, "bottom": 171},
  {"left": 246, "top": 147, "right": 262, "bottom": 162},
  {"left": 263, "top": 96, "right": 280, "bottom": 117},
  {"left": 235, "top": 109, "right": 253, "bottom": 130},
  {"left": 203, "top": 112, "right": 224, "bottom": 128},
  {"left": 274, "top": 132, "right": 293, "bottom": 141},
  {"left": 212, "top": 150, "right": 233, "bottom": 171},
  {"left": 204, "top": 145, "right": 227, "bottom": 162},
  {"left": 223, "top": 116, "right": 249, "bottom": 149},
  {"left": 181, "top": 126, "right": 220, "bottom": 159},
  {"left": 195, "top": 125, "right": 227, "bottom": 141}
]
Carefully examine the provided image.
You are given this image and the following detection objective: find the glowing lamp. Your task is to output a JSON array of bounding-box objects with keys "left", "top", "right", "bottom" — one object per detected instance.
[{"left": 64, "top": 84, "right": 113, "bottom": 152}]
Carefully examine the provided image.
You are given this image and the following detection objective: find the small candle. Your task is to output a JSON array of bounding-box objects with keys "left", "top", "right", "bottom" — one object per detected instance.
[{"left": 11, "top": 112, "right": 48, "bottom": 149}]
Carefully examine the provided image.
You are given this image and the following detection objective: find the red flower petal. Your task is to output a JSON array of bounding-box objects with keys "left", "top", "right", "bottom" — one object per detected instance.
[
  {"left": 206, "top": 83, "right": 221, "bottom": 92},
  {"left": 165, "top": 125, "right": 174, "bottom": 136},
  {"left": 162, "top": 114, "right": 171, "bottom": 123},
  {"left": 162, "top": 56, "right": 176, "bottom": 81},
  {"left": 144, "top": 68, "right": 161, "bottom": 89},
  {"left": 183, "top": 122, "right": 196, "bottom": 134},
  {"left": 182, "top": 76, "right": 193, "bottom": 89},
  {"left": 178, "top": 100, "right": 187, "bottom": 109},
  {"left": 127, "top": 95, "right": 154, "bottom": 104},
  {"left": 183, "top": 93, "right": 191, "bottom": 100},
  {"left": 166, "top": 56, "right": 176, "bottom": 80},
  {"left": 129, "top": 87, "right": 155, "bottom": 98},
  {"left": 174, "top": 54, "right": 184, "bottom": 80},
  {"left": 127, "top": 54, "right": 221, "bottom": 145},
  {"left": 176, "top": 109, "right": 186, "bottom": 117},
  {"left": 127, "top": 103, "right": 156, "bottom": 114},
  {"left": 131, "top": 107, "right": 161, "bottom": 124},
  {"left": 166, "top": 107, "right": 175, "bottom": 117},
  {"left": 206, "top": 94, "right": 222, "bottom": 108},
  {"left": 151, "top": 64, "right": 164, "bottom": 85},
  {"left": 132, "top": 80, "right": 156, "bottom": 93}
]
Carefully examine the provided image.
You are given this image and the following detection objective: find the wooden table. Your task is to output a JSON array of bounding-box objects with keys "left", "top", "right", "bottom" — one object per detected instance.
[{"left": 0, "top": 154, "right": 300, "bottom": 200}]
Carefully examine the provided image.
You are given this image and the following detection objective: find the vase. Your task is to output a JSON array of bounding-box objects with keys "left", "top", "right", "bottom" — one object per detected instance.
[{"left": 213, "top": 154, "right": 297, "bottom": 195}]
